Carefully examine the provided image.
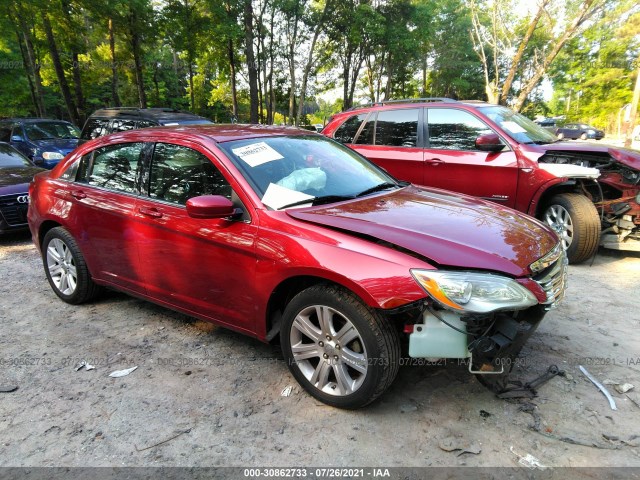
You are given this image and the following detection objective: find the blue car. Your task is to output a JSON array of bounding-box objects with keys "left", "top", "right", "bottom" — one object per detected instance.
[{"left": 0, "top": 118, "right": 80, "bottom": 169}]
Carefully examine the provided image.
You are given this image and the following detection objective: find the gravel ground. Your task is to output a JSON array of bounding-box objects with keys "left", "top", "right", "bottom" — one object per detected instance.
[{"left": 1, "top": 230, "right": 640, "bottom": 470}]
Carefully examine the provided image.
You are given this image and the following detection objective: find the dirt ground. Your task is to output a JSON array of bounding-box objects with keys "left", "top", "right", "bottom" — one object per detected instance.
[{"left": 1, "top": 230, "right": 640, "bottom": 470}]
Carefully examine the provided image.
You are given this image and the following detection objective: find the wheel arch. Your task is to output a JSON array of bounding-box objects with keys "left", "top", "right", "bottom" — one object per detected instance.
[
  {"left": 263, "top": 273, "right": 408, "bottom": 343},
  {"left": 38, "top": 220, "right": 63, "bottom": 249},
  {"left": 529, "top": 180, "right": 585, "bottom": 217}
]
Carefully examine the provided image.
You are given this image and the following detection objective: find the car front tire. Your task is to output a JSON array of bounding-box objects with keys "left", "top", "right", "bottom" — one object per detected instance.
[
  {"left": 280, "top": 285, "right": 400, "bottom": 409},
  {"left": 42, "top": 227, "right": 100, "bottom": 304},
  {"left": 542, "top": 194, "right": 600, "bottom": 264}
]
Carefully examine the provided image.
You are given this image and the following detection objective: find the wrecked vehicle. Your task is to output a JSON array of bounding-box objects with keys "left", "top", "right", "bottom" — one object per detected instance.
[
  {"left": 28, "top": 125, "right": 566, "bottom": 408},
  {"left": 322, "top": 99, "right": 640, "bottom": 262}
]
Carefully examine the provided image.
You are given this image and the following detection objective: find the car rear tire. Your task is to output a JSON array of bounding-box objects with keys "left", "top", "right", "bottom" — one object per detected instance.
[
  {"left": 580, "top": 133, "right": 588, "bottom": 140},
  {"left": 541, "top": 194, "right": 600, "bottom": 264},
  {"left": 556, "top": 132, "right": 564, "bottom": 140},
  {"left": 280, "top": 285, "right": 400, "bottom": 409},
  {"left": 42, "top": 227, "right": 100, "bottom": 304}
]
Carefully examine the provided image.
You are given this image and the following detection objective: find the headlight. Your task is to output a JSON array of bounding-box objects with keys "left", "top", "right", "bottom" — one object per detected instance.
[
  {"left": 411, "top": 269, "right": 538, "bottom": 313},
  {"left": 42, "top": 152, "right": 64, "bottom": 160}
]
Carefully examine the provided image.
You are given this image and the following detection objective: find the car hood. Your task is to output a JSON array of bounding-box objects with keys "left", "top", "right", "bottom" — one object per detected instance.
[
  {"left": 0, "top": 166, "right": 45, "bottom": 190},
  {"left": 535, "top": 143, "right": 640, "bottom": 171},
  {"left": 287, "top": 186, "right": 557, "bottom": 277},
  {"left": 33, "top": 138, "right": 78, "bottom": 155}
]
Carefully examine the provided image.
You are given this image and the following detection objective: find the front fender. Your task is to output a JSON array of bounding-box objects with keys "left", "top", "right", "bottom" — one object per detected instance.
[{"left": 525, "top": 177, "right": 577, "bottom": 216}]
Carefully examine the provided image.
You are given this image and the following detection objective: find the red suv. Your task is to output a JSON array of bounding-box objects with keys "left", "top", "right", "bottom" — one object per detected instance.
[
  {"left": 323, "top": 99, "right": 640, "bottom": 263},
  {"left": 28, "top": 125, "right": 565, "bottom": 408}
]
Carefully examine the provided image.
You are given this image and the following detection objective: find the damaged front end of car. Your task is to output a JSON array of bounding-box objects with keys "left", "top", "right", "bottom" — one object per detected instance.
[
  {"left": 540, "top": 148, "right": 640, "bottom": 252},
  {"left": 394, "top": 243, "right": 567, "bottom": 383}
]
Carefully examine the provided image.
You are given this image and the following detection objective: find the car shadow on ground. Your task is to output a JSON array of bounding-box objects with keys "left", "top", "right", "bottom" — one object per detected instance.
[{"left": 0, "top": 230, "right": 32, "bottom": 245}]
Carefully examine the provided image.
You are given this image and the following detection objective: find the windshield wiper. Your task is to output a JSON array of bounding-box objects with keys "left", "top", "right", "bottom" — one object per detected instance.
[
  {"left": 277, "top": 194, "right": 356, "bottom": 210},
  {"left": 355, "top": 182, "right": 399, "bottom": 198}
]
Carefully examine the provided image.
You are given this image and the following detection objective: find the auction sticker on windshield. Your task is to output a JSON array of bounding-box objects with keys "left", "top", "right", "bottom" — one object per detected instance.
[{"left": 232, "top": 142, "right": 284, "bottom": 167}]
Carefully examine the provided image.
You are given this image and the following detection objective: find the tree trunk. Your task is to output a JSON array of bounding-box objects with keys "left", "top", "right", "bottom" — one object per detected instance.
[
  {"left": 60, "top": 0, "right": 85, "bottom": 122},
  {"left": 422, "top": 57, "right": 427, "bottom": 97},
  {"left": 24, "top": 30, "right": 46, "bottom": 116},
  {"left": 13, "top": 28, "right": 39, "bottom": 116},
  {"left": 267, "top": 7, "right": 275, "bottom": 124},
  {"left": 153, "top": 63, "right": 160, "bottom": 104},
  {"left": 172, "top": 48, "right": 181, "bottom": 98},
  {"left": 108, "top": 18, "right": 121, "bottom": 106},
  {"left": 288, "top": 44, "right": 296, "bottom": 124},
  {"left": 499, "top": 1, "right": 547, "bottom": 104},
  {"left": 71, "top": 52, "right": 85, "bottom": 123},
  {"left": 511, "top": 0, "right": 604, "bottom": 111},
  {"left": 342, "top": 48, "right": 352, "bottom": 109},
  {"left": 188, "top": 60, "right": 195, "bottom": 111},
  {"left": 256, "top": 37, "right": 264, "bottom": 124},
  {"left": 297, "top": 0, "right": 332, "bottom": 126},
  {"left": 42, "top": 13, "right": 79, "bottom": 125},
  {"left": 129, "top": 7, "right": 147, "bottom": 108},
  {"left": 228, "top": 39, "right": 238, "bottom": 119},
  {"left": 244, "top": 0, "right": 259, "bottom": 124},
  {"left": 10, "top": 5, "right": 46, "bottom": 116}
]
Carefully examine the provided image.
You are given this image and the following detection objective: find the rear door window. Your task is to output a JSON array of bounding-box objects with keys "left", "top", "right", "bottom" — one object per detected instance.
[
  {"left": 77, "top": 143, "right": 144, "bottom": 193},
  {"left": 354, "top": 114, "right": 375, "bottom": 145},
  {"left": 375, "top": 109, "right": 419, "bottom": 147}
]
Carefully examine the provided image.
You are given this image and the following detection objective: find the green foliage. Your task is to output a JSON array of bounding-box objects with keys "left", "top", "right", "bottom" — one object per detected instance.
[
  {"left": 549, "top": 4, "right": 640, "bottom": 132},
  {"left": 0, "top": 0, "right": 636, "bottom": 129},
  {"left": 428, "top": 0, "right": 484, "bottom": 99}
]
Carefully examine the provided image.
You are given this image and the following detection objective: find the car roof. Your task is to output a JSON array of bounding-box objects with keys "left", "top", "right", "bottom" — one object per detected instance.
[
  {"left": 88, "top": 107, "right": 210, "bottom": 124},
  {"left": 89, "top": 124, "right": 318, "bottom": 144},
  {"left": 339, "top": 98, "right": 496, "bottom": 116},
  {"left": 0, "top": 118, "right": 75, "bottom": 124}
]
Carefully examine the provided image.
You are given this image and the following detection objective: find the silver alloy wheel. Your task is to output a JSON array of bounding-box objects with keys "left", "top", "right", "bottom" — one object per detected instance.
[
  {"left": 46, "top": 238, "right": 78, "bottom": 296},
  {"left": 290, "top": 305, "right": 367, "bottom": 396},
  {"left": 544, "top": 204, "right": 574, "bottom": 250}
]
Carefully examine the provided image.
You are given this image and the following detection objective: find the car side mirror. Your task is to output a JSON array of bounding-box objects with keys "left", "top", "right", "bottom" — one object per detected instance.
[
  {"left": 11, "top": 135, "right": 24, "bottom": 142},
  {"left": 186, "top": 195, "right": 238, "bottom": 219},
  {"left": 475, "top": 133, "right": 505, "bottom": 152}
]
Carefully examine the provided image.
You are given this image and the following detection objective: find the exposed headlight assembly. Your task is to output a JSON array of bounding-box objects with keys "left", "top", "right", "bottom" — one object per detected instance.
[
  {"left": 411, "top": 269, "right": 538, "bottom": 314},
  {"left": 42, "top": 152, "right": 64, "bottom": 160}
]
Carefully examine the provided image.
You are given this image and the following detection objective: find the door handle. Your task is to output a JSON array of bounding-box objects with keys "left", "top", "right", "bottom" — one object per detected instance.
[
  {"left": 70, "top": 190, "right": 86, "bottom": 199},
  {"left": 138, "top": 206, "right": 163, "bottom": 218},
  {"left": 426, "top": 158, "right": 444, "bottom": 165}
]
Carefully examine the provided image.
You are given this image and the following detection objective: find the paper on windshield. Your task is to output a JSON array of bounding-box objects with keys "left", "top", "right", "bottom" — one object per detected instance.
[
  {"left": 232, "top": 141, "right": 284, "bottom": 167},
  {"left": 501, "top": 121, "right": 526, "bottom": 134},
  {"left": 262, "top": 183, "right": 314, "bottom": 210}
]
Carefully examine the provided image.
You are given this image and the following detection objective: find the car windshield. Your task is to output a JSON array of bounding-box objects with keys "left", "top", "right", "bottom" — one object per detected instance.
[
  {"left": 0, "top": 144, "right": 31, "bottom": 168},
  {"left": 479, "top": 105, "right": 557, "bottom": 145},
  {"left": 219, "top": 135, "right": 399, "bottom": 210},
  {"left": 24, "top": 122, "right": 80, "bottom": 141}
]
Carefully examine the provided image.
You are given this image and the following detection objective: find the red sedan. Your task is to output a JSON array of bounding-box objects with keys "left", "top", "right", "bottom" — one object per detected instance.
[{"left": 28, "top": 125, "right": 566, "bottom": 408}]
